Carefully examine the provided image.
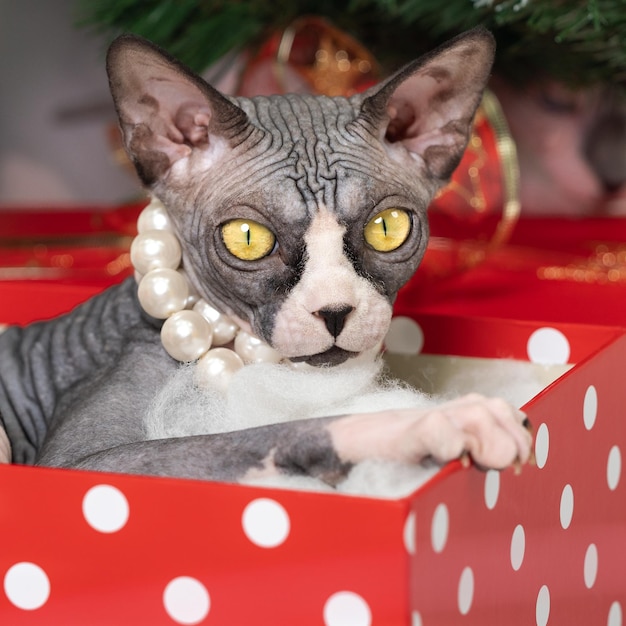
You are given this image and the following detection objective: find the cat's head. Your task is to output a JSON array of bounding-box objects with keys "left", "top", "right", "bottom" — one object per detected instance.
[{"left": 107, "top": 29, "right": 494, "bottom": 366}]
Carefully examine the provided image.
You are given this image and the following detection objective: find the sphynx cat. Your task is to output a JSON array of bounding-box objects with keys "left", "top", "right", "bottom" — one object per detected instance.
[{"left": 0, "top": 28, "right": 531, "bottom": 488}]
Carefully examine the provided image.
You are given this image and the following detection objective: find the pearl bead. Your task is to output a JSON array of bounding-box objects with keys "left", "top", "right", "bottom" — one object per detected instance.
[
  {"left": 194, "top": 347, "right": 244, "bottom": 392},
  {"left": 138, "top": 268, "right": 189, "bottom": 319},
  {"left": 234, "top": 331, "right": 282, "bottom": 364},
  {"left": 193, "top": 299, "right": 239, "bottom": 345},
  {"left": 161, "top": 310, "right": 213, "bottom": 362},
  {"left": 137, "top": 198, "right": 173, "bottom": 233},
  {"left": 131, "top": 229, "right": 182, "bottom": 275}
]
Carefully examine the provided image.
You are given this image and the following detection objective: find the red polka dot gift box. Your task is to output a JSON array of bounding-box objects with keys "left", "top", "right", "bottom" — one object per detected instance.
[{"left": 0, "top": 300, "right": 624, "bottom": 624}]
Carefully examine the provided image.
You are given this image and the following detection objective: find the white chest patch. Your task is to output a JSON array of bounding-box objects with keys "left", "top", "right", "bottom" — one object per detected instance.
[{"left": 270, "top": 207, "right": 393, "bottom": 359}]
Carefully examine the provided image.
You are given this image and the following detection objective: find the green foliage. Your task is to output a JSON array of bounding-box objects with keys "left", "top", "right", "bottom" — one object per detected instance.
[{"left": 77, "top": 0, "right": 626, "bottom": 87}]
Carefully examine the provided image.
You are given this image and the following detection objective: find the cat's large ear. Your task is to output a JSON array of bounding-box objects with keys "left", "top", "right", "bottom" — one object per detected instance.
[
  {"left": 106, "top": 34, "right": 250, "bottom": 186},
  {"left": 357, "top": 28, "right": 495, "bottom": 181}
]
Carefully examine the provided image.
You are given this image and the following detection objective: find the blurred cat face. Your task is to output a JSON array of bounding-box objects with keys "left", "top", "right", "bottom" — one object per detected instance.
[{"left": 491, "top": 77, "right": 626, "bottom": 216}]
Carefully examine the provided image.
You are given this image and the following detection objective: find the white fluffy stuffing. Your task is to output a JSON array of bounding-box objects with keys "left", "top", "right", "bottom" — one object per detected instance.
[
  {"left": 144, "top": 355, "right": 552, "bottom": 498},
  {"left": 145, "top": 357, "right": 434, "bottom": 439},
  {"left": 144, "top": 357, "right": 441, "bottom": 497}
]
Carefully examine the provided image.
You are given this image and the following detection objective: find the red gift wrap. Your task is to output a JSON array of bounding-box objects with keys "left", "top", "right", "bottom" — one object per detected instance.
[{"left": 0, "top": 307, "right": 623, "bottom": 624}]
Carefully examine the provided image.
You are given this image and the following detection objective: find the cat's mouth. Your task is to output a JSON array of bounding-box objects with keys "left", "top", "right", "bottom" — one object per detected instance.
[{"left": 290, "top": 346, "right": 358, "bottom": 367}]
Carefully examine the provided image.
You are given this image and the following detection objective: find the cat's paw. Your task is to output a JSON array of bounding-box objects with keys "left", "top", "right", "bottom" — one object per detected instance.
[
  {"left": 329, "top": 393, "right": 532, "bottom": 471},
  {"left": 0, "top": 424, "right": 11, "bottom": 464},
  {"left": 406, "top": 393, "right": 532, "bottom": 470}
]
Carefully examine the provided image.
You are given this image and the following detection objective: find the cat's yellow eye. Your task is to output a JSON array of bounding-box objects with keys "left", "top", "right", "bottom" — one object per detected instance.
[
  {"left": 364, "top": 208, "right": 411, "bottom": 252},
  {"left": 221, "top": 219, "right": 276, "bottom": 261}
]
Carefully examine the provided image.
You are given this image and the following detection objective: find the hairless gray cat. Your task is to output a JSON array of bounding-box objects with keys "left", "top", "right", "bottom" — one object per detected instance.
[{"left": 0, "top": 28, "right": 532, "bottom": 487}]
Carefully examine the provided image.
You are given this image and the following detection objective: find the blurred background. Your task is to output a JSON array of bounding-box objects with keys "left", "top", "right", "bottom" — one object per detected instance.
[
  {"left": 2, "top": 0, "right": 626, "bottom": 326},
  {"left": 0, "top": 0, "right": 140, "bottom": 205},
  {"left": 2, "top": 0, "right": 625, "bottom": 217}
]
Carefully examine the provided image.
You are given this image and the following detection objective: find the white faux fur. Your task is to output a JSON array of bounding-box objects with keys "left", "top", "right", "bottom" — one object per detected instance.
[
  {"left": 145, "top": 357, "right": 434, "bottom": 439},
  {"left": 144, "top": 355, "right": 554, "bottom": 498},
  {"left": 144, "top": 356, "right": 444, "bottom": 497}
]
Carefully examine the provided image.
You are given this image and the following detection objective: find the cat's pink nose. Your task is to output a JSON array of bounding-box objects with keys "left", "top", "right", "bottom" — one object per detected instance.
[{"left": 316, "top": 305, "right": 354, "bottom": 338}]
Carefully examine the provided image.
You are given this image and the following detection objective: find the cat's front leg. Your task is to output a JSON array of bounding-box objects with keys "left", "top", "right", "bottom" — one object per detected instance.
[
  {"left": 327, "top": 394, "right": 532, "bottom": 471},
  {"left": 63, "top": 417, "right": 352, "bottom": 486},
  {"left": 245, "top": 394, "right": 531, "bottom": 487}
]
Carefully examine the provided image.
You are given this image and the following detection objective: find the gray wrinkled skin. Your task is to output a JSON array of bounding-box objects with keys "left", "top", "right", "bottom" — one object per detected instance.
[
  {"left": 0, "top": 280, "right": 165, "bottom": 466},
  {"left": 0, "top": 279, "right": 349, "bottom": 481}
]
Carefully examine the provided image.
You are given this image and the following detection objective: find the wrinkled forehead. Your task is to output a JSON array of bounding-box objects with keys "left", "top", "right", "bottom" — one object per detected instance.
[
  {"left": 209, "top": 92, "right": 429, "bottom": 223},
  {"left": 236, "top": 92, "right": 360, "bottom": 165}
]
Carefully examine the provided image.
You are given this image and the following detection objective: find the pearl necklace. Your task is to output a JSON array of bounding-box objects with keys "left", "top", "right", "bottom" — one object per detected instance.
[{"left": 130, "top": 197, "right": 284, "bottom": 392}]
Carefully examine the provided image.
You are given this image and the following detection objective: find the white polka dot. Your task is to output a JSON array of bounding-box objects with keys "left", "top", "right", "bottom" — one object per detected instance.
[
  {"left": 431, "top": 503, "right": 449, "bottom": 553},
  {"left": 385, "top": 317, "right": 424, "bottom": 355},
  {"left": 323, "top": 591, "right": 372, "bottom": 626},
  {"left": 484, "top": 470, "right": 500, "bottom": 510},
  {"left": 242, "top": 498, "right": 290, "bottom": 548},
  {"left": 510, "top": 524, "right": 525, "bottom": 571},
  {"left": 412, "top": 611, "right": 423, "bottom": 626},
  {"left": 4, "top": 562, "right": 50, "bottom": 610},
  {"left": 608, "top": 601, "right": 623, "bottom": 626},
  {"left": 608, "top": 445, "right": 622, "bottom": 491},
  {"left": 535, "top": 423, "right": 550, "bottom": 469},
  {"left": 457, "top": 567, "right": 474, "bottom": 616},
  {"left": 560, "top": 484, "right": 574, "bottom": 530},
  {"left": 536, "top": 585, "right": 550, "bottom": 626},
  {"left": 583, "top": 385, "right": 598, "bottom": 430},
  {"left": 584, "top": 543, "right": 598, "bottom": 589},
  {"left": 82, "top": 484, "right": 130, "bottom": 533},
  {"left": 163, "top": 576, "right": 210, "bottom": 625},
  {"left": 404, "top": 512, "right": 416, "bottom": 555},
  {"left": 527, "top": 327, "right": 570, "bottom": 364}
]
